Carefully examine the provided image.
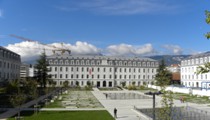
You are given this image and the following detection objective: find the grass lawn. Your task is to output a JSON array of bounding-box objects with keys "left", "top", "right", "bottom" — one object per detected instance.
[
  {"left": 172, "top": 93, "right": 210, "bottom": 104},
  {"left": 8, "top": 110, "right": 114, "bottom": 120}
]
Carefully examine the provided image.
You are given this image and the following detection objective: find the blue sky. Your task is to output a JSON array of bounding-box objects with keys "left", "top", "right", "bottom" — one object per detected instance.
[{"left": 0, "top": 0, "right": 210, "bottom": 61}]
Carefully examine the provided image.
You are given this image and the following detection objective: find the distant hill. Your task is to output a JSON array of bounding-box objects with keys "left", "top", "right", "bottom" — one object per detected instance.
[{"left": 149, "top": 55, "right": 190, "bottom": 65}]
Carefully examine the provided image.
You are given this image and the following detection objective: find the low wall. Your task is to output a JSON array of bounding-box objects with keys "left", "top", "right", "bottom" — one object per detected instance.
[{"left": 148, "top": 85, "right": 210, "bottom": 97}]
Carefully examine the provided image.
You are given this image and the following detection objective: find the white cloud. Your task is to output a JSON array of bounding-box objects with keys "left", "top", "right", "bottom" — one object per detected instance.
[
  {"left": 5, "top": 41, "right": 101, "bottom": 62},
  {"left": 106, "top": 43, "right": 155, "bottom": 56},
  {"left": 50, "top": 41, "right": 101, "bottom": 55},
  {"left": 56, "top": 0, "right": 180, "bottom": 15},
  {"left": 163, "top": 44, "right": 183, "bottom": 55}
]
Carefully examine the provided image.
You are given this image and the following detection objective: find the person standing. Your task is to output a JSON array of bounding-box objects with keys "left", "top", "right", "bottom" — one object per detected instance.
[{"left": 114, "top": 108, "right": 117, "bottom": 118}]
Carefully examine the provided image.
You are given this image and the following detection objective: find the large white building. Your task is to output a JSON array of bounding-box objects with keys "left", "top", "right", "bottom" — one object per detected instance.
[
  {"left": 181, "top": 52, "right": 210, "bottom": 88},
  {"left": 47, "top": 54, "right": 159, "bottom": 87},
  {"left": 20, "top": 63, "right": 30, "bottom": 79},
  {"left": 0, "top": 46, "right": 21, "bottom": 82}
]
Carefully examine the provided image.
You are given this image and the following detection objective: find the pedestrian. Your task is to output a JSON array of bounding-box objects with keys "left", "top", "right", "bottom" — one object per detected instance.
[
  {"left": 180, "top": 96, "right": 182, "bottom": 103},
  {"left": 105, "top": 93, "right": 108, "bottom": 99},
  {"left": 114, "top": 108, "right": 117, "bottom": 118}
]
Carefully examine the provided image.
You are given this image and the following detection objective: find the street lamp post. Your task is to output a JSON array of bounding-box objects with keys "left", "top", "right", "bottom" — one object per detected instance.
[
  {"left": 153, "top": 93, "right": 156, "bottom": 120},
  {"left": 145, "top": 91, "right": 162, "bottom": 120}
]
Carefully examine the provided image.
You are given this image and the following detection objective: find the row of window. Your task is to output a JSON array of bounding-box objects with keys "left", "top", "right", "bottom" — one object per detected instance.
[
  {"left": 182, "top": 81, "right": 200, "bottom": 87},
  {"left": 181, "top": 74, "right": 208, "bottom": 80},
  {"left": 0, "top": 49, "right": 20, "bottom": 60},
  {"left": 52, "top": 74, "right": 155, "bottom": 80},
  {"left": 0, "top": 61, "right": 20, "bottom": 70},
  {"left": 181, "top": 67, "right": 197, "bottom": 73},
  {"left": 0, "top": 71, "right": 19, "bottom": 80},
  {"left": 48, "top": 59, "right": 158, "bottom": 67},
  {"left": 181, "top": 56, "right": 210, "bottom": 66},
  {"left": 50, "top": 67, "right": 156, "bottom": 73}
]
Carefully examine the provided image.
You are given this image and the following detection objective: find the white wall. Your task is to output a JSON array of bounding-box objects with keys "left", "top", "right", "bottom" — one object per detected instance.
[{"left": 148, "top": 85, "right": 210, "bottom": 97}]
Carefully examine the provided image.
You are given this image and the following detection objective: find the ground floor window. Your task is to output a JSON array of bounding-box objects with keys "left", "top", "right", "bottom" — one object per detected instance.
[
  {"left": 109, "top": 81, "right": 112, "bottom": 87},
  {"left": 103, "top": 81, "right": 106, "bottom": 87}
]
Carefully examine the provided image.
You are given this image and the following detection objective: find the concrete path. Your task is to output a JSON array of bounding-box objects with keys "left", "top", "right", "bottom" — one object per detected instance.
[{"left": 92, "top": 88, "right": 210, "bottom": 120}]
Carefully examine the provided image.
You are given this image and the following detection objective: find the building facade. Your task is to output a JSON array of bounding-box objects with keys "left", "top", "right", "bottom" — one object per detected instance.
[
  {"left": 181, "top": 52, "right": 210, "bottom": 88},
  {"left": 20, "top": 63, "right": 29, "bottom": 79},
  {"left": 0, "top": 46, "right": 21, "bottom": 82},
  {"left": 47, "top": 54, "right": 159, "bottom": 87}
]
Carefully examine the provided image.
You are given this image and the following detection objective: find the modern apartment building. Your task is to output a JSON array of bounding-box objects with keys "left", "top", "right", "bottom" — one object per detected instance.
[
  {"left": 181, "top": 52, "right": 210, "bottom": 88},
  {"left": 0, "top": 46, "right": 21, "bottom": 82},
  {"left": 20, "top": 63, "right": 29, "bottom": 79},
  {"left": 47, "top": 54, "right": 159, "bottom": 87}
]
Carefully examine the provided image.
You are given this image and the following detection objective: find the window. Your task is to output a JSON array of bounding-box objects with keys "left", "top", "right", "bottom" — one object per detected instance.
[
  {"left": 103, "top": 75, "right": 105, "bottom": 79},
  {"left": 71, "top": 75, "right": 73, "bottom": 78},
  {"left": 98, "top": 68, "right": 100, "bottom": 72},
  {"left": 76, "top": 60, "right": 79, "bottom": 65},
  {"left": 82, "top": 67, "right": 84, "bottom": 72},
  {"left": 65, "top": 60, "right": 69, "bottom": 64},
  {"left": 98, "top": 75, "right": 100, "bottom": 79},
  {"left": 71, "top": 60, "right": 74, "bottom": 65},
  {"left": 55, "top": 60, "right": 58, "bottom": 64},
  {"left": 110, "top": 75, "right": 112, "bottom": 79},
  {"left": 60, "top": 74, "right": 62, "bottom": 78},
  {"left": 77, "top": 67, "right": 79, "bottom": 72},
  {"left": 97, "top": 61, "right": 100, "bottom": 65},
  {"left": 91, "top": 61, "right": 95, "bottom": 65},
  {"left": 60, "top": 60, "right": 63, "bottom": 64},
  {"left": 86, "top": 60, "right": 89, "bottom": 65},
  {"left": 81, "top": 60, "right": 84, "bottom": 65},
  {"left": 77, "top": 74, "right": 79, "bottom": 78},
  {"left": 82, "top": 75, "right": 84, "bottom": 78},
  {"left": 104, "top": 68, "right": 106, "bottom": 72},
  {"left": 55, "top": 67, "right": 57, "bottom": 71},
  {"left": 119, "top": 61, "right": 122, "bottom": 66},
  {"left": 66, "top": 74, "right": 68, "bottom": 78},
  {"left": 66, "top": 67, "right": 68, "bottom": 71}
]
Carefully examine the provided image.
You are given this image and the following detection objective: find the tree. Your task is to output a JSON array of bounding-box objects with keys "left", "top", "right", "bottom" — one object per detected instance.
[
  {"left": 34, "top": 52, "right": 50, "bottom": 88},
  {"left": 8, "top": 80, "right": 26, "bottom": 119},
  {"left": 155, "top": 59, "right": 172, "bottom": 87},
  {"left": 63, "top": 80, "right": 69, "bottom": 88},
  {"left": 155, "top": 59, "right": 173, "bottom": 120},
  {"left": 205, "top": 10, "right": 210, "bottom": 39},
  {"left": 196, "top": 11, "right": 210, "bottom": 73}
]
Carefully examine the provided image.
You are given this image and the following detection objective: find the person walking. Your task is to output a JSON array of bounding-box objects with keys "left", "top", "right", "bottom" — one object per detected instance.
[{"left": 114, "top": 108, "right": 117, "bottom": 118}]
